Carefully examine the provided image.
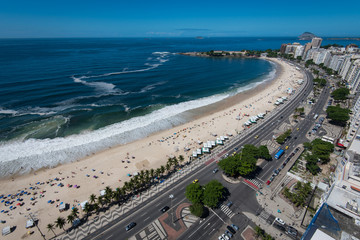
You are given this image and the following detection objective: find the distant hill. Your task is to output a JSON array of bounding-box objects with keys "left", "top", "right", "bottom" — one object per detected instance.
[{"left": 299, "top": 32, "right": 317, "bottom": 40}]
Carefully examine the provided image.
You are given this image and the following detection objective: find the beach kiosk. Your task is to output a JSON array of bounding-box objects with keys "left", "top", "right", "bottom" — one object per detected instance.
[
  {"left": 192, "top": 151, "right": 197, "bottom": 157},
  {"left": 26, "top": 219, "right": 34, "bottom": 229},
  {"left": 202, "top": 147, "right": 210, "bottom": 153},
  {"left": 80, "top": 201, "right": 88, "bottom": 210},
  {"left": 2, "top": 226, "right": 11, "bottom": 236}
]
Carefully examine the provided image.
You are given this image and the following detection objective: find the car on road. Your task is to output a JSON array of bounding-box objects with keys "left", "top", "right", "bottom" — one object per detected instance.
[
  {"left": 222, "top": 233, "right": 230, "bottom": 240},
  {"left": 160, "top": 206, "right": 169, "bottom": 213},
  {"left": 255, "top": 135, "right": 259, "bottom": 139},
  {"left": 275, "top": 217, "right": 285, "bottom": 225},
  {"left": 266, "top": 180, "right": 271, "bottom": 185},
  {"left": 224, "top": 153, "right": 229, "bottom": 158},
  {"left": 231, "top": 224, "right": 239, "bottom": 231},
  {"left": 193, "top": 179, "right": 199, "bottom": 184},
  {"left": 227, "top": 225, "right": 236, "bottom": 234},
  {"left": 285, "top": 146, "right": 289, "bottom": 149},
  {"left": 125, "top": 222, "right": 136, "bottom": 231},
  {"left": 286, "top": 226, "right": 298, "bottom": 237},
  {"left": 213, "top": 168, "right": 219, "bottom": 173},
  {"left": 226, "top": 201, "right": 233, "bottom": 207}
]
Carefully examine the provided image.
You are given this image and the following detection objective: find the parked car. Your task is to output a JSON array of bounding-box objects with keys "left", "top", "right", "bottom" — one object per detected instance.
[
  {"left": 275, "top": 217, "right": 285, "bottom": 225},
  {"left": 225, "top": 230, "right": 233, "bottom": 238},
  {"left": 227, "top": 225, "right": 236, "bottom": 234},
  {"left": 213, "top": 168, "right": 218, "bottom": 173},
  {"left": 222, "top": 233, "right": 230, "bottom": 240},
  {"left": 218, "top": 236, "right": 225, "bottom": 240},
  {"left": 231, "top": 224, "right": 239, "bottom": 231},
  {"left": 193, "top": 179, "right": 199, "bottom": 184},
  {"left": 125, "top": 222, "right": 136, "bottom": 231},
  {"left": 287, "top": 226, "right": 298, "bottom": 237}
]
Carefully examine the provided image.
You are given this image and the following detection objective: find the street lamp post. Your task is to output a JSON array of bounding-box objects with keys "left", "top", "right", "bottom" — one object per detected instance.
[
  {"left": 169, "top": 194, "right": 174, "bottom": 224},
  {"left": 28, "top": 213, "right": 46, "bottom": 240}
]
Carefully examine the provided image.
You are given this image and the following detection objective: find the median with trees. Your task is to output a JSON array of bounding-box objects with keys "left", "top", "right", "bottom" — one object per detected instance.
[
  {"left": 185, "top": 180, "right": 225, "bottom": 217},
  {"left": 218, "top": 144, "right": 271, "bottom": 177}
]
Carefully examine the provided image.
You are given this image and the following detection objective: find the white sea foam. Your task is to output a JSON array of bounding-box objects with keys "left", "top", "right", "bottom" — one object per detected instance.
[{"left": 0, "top": 57, "right": 277, "bottom": 177}]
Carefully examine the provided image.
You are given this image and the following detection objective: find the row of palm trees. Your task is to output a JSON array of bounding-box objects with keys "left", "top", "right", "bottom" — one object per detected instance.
[{"left": 47, "top": 155, "right": 185, "bottom": 237}]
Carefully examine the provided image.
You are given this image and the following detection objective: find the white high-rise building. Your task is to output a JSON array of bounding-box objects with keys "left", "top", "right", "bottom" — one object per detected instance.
[
  {"left": 311, "top": 37, "right": 323, "bottom": 48},
  {"left": 294, "top": 45, "right": 304, "bottom": 59},
  {"left": 346, "top": 60, "right": 360, "bottom": 94}
]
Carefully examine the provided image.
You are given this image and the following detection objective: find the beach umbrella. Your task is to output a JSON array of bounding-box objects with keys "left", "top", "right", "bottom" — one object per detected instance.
[
  {"left": 74, "top": 185, "right": 77, "bottom": 188},
  {"left": 7, "top": 194, "right": 11, "bottom": 197},
  {"left": 16, "top": 203, "right": 20, "bottom": 206},
  {"left": 1, "top": 210, "right": 3, "bottom": 213},
  {"left": 9, "top": 206, "right": 13, "bottom": 209},
  {"left": 47, "top": 200, "right": 51, "bottom": 203},
  {"left": 1, "top": 200, "right": 4, "bottom": 203}
]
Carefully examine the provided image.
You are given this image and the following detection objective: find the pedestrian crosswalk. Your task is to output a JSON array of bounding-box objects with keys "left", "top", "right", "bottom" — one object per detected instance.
[
  {"left": 244, "top": 178, "right": 263, "bottom": 189},
  {"left": 259, "top": 210, "right": 270, "bottom": 221},
  {"left": 220, "top": 204, "right": 235, "bottom": 218}
]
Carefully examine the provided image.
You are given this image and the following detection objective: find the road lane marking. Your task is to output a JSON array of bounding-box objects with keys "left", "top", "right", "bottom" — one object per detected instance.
[{"left": 143, "top": 217, "right": 150, "bottom": 222}]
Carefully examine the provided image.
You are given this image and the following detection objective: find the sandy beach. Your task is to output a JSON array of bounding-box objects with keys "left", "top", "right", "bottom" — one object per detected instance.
[{"left": 0, "top": 58, "right": 304, "bottom": 239}]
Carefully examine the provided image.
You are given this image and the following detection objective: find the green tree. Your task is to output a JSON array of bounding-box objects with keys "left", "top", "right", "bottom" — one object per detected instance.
[
  {"left": 71, "top": 207, "right": 79, "bottom": 218},
  {"left": 303, "top": 142, "right": 312, "bottom": 150},
  {"left": 218, "top": 156, "right": 239, "bottom": 177},
  {"left": 47, "top": 223, "right": 56, "bottom": 237},
  {"left": 258, "top": 145, "right": 272, "bottom": 160},
  {"left": 202, "top": 180, "right": 225, "bottom": 208},
  {"left": 326, "top": 106, "right": 350, "bottom": 126},
  {"left": 178, "top": 155, "right": 185, "bottom": 165},
  {"left": 83, "top": 203, "right": 91, "bottom": 219},
  {"left": 185, "top": 183, "right": 203, "bottom": 204},
  {"left": 332, "top": 87, "right": 350, "bottom": 100},
  {"left": 67, "top": 214, "right": 75, "bottom": 224},
  {"left": 89, "top": 194, "right": 96, "bottom": 204},
  {"left": 189, "top": 203, "right": 207, "bottom": 218},
  {"left": 55, "top": 217, "right": 66, "bottom": 231}
]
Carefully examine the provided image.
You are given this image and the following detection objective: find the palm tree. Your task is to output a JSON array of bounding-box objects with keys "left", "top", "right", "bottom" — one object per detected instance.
[
  {"left": 166, "top": 163, "right": 171, "bottom": 174},
  {"left": 104, "top": 186, "right": 113, "bottom": 203},
  {"left": 71, "top": 207, "right": 79, "bottom": 218},
  {"left": 67, "top": 214, "right": 75, "bottom": 224},
  {"left": 83, "top": 202, "right": 91, "bottom": 219},
  {"left": 160, "top": 165, "right": 165, "bottom": 176},
  {"left": 172, "top": 157, "right": 179, "bottom": 170},
  {"left": 150, "top": 168, "right": 155, "bottom": 182},
  {"left": 179, "top": 155, "right": 184, "bottom": 166},
  {"left": 97, "top": 196, "right": 105, "bottom": 209},
  {"left": 155, "top": 168, "right": 161, "bottom": 179},
  {"left": 89, "top": 194, "right": 96, "bottom": 204},
  {"left": 47, "top": 223, "right": 56, "bottom": 237},
  {"left": 93, "top": 203, "right": 100, "bottom": 214},
  {"left": 113, "top": 188, "right": 122, "bottom": 203},
  {"left": 54, "top": 216, "right": 66, "bottom": 231}
]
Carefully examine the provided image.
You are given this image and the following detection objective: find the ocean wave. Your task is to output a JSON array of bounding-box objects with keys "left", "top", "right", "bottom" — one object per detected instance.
[{"left": 0, "top": 57, "right": 277, "bottom": 177}]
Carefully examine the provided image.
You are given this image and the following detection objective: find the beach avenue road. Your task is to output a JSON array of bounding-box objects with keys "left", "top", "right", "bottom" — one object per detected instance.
[{"left": 83, "top": 61, "right": 321, "bottom": 240}]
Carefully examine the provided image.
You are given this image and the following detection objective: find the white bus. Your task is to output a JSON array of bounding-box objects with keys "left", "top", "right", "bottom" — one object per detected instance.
[{"left": 321, "top": 136, "right": 334, "bottom": 144}]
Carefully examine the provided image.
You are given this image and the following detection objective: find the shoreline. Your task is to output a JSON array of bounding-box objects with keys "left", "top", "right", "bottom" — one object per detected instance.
[
  {"left": 0, "top": 57, "right": 304, "bottom": 240},
  {"left": 0, "top": 57, "right": 276, "bottom": 179}
]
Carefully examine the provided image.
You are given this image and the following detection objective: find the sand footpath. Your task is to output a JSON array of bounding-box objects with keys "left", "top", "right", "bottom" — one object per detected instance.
[{"left": 0, "top": 58, "right": 304, "bottom": 239}]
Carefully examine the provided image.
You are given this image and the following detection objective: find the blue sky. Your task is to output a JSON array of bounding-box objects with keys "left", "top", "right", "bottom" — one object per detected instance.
[{"left": 1, "top": 0, "right": 359, "bottom": 38}]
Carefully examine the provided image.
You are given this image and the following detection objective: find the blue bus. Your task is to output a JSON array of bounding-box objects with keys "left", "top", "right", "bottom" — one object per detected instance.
[{"left": 274, "top": 149, "right": 284, "bottom": 159}]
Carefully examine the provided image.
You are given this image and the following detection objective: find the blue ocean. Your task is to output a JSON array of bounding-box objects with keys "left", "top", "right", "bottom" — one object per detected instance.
[{"left": 0, "top": 37, "right": 356, "bottom": 176}]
